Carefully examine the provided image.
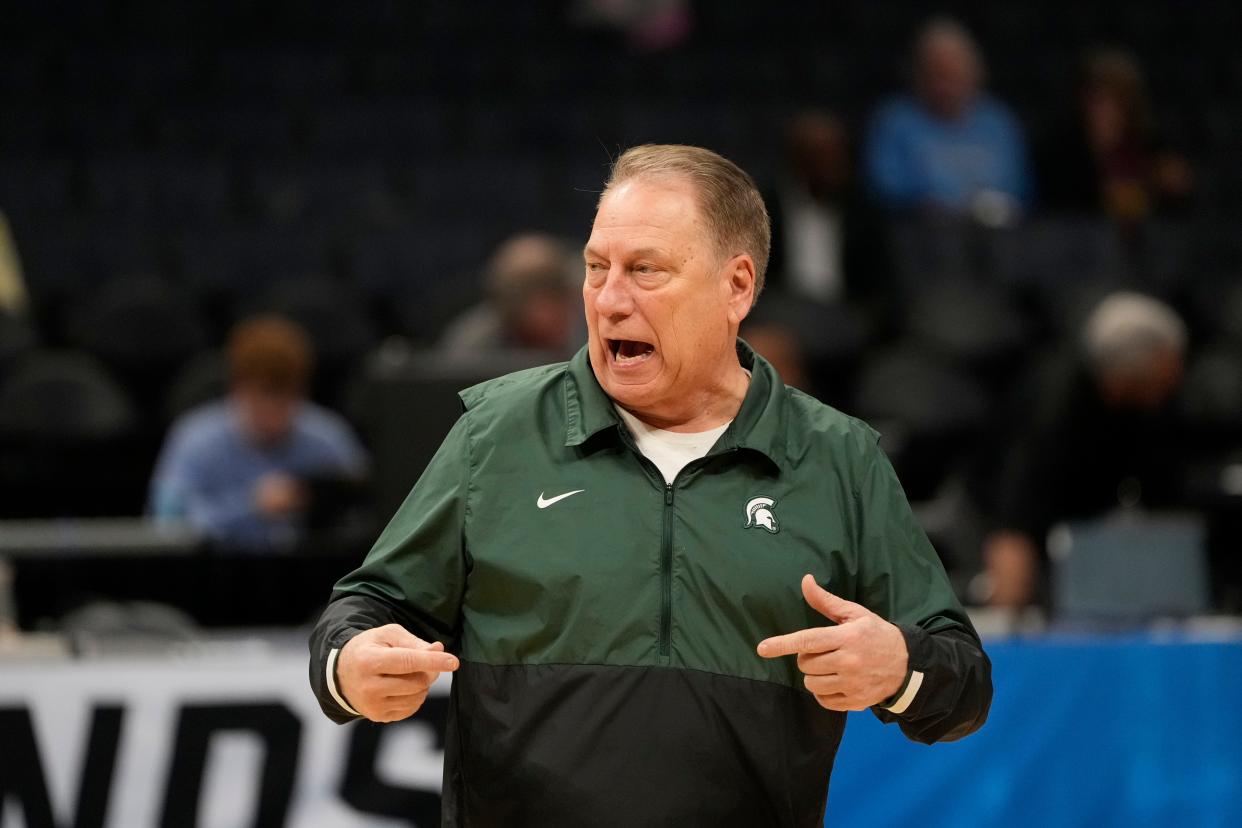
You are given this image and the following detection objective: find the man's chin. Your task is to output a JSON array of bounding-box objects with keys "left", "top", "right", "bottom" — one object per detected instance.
[{"left": 597, "top": 367, "right": 664, "bottom": 410}]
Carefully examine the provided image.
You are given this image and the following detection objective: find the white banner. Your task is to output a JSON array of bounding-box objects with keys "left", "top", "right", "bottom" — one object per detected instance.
[{"left": 0, "top": 649, "right": 450, "bottom": 828}]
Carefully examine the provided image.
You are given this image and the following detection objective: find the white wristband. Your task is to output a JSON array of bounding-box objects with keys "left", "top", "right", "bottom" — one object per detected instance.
[
  {"left": 882, "top": 669, "right": 924, "bottom": 715},
  {"left": 326, "top": 647, "right": 362, "bottom": 717}
]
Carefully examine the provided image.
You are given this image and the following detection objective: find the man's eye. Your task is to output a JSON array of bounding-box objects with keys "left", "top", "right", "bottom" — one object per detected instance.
[{"left": 586, "top": 262, "right": 606, "bottom": 272}]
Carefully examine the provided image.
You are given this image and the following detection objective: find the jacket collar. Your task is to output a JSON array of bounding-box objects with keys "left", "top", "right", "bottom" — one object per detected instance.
[{"left": 563, "top": 338, "right": 787, "bottom": 471}]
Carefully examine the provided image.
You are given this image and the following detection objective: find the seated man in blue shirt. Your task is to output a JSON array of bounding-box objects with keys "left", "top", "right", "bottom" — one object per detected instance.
[
  {"left": 865, "top": 18, "right": 1033, "bottom": 219},
  {"left": 149, "top": 315, "right": 369, "bottom": 551}
]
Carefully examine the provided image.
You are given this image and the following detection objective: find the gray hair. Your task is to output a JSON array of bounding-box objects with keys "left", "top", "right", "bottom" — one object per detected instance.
[
  {"left": 601, "top": 144, "right": 771, "bottom": 301},
  {"left": 1083, "top": 292, "right": 1187, "bottom": 378}
]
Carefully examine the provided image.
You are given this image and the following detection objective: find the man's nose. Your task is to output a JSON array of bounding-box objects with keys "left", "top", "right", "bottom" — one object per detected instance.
[{"left": 593, "top": 268, "right": 633, "bottom": 318}]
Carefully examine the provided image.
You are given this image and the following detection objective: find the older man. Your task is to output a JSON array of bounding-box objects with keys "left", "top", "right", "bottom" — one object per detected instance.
[
  {"left": 865, "top": 18, "right": 1032, "bottom": 217},
  {"left": 983, "top": 292, "right": 1189, "bottom": 607},
  {"left": 309, "top": 145, "right": 990, "bottom": 826}
]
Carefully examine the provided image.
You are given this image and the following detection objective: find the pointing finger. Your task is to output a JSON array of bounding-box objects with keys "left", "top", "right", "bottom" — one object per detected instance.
[
  {"left": 757, "top": 625, "right": 846, "bottom": 659},
  {"left": 801, "top": 574, "right": 866, "bottom": 624},
  {"left": 372, "top": 646, "right": 460, "bottom": 675}
]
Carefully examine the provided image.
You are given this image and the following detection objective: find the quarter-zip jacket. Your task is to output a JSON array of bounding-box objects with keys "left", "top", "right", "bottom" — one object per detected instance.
[{"left": 310, "top": 340, "right": 991, "bottom": 827}]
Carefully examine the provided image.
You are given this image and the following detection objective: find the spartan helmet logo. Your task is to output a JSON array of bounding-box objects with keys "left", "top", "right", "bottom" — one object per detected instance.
[{"left": 744, "top": 496, "right": 780, "bottom": 534}]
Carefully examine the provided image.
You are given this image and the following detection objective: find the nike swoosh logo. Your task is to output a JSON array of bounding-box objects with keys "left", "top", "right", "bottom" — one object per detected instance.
[{"left": 537, "top": 489, "right": 585, "bottom": 509}]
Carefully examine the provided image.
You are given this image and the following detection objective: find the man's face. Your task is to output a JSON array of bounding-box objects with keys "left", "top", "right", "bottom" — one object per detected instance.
[
  {"left": 916, "top": 35, "right": 980, "bottom": 119},
  {"left": 508, "top": 286, "right": 575, "bottom": 351},
  {"left": 788, "top": 116, "right": 850, "bottom": 199},
  {"left": 582, "top": 177, "right": 753, "bottom": 419},
  {"left": 233, "top": 383, "right": 300, "bottom": 445},
  {"left": 1098, "top": 349, "right": 1185, "bottom": 411}
]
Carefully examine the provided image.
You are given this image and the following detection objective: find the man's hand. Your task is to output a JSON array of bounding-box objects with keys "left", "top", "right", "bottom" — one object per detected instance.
[
  {"left": 757, "top": 574, "right": 908, "bottom": 712},
  {"left": 336, "top": 624, "right": 460, "bottom": 722},
  {"left": 253, "top": 472, "right": 307, "bottom": 517}
]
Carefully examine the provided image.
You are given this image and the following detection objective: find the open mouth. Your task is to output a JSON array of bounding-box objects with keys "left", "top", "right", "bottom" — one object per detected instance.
[{"left": 607, "top": 338, "right": 656, "bottom": 365}]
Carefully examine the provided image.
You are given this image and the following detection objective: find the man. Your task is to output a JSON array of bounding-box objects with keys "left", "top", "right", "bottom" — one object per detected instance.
[
  {"left": 865, "top": 18, "right": 1032, "bottom": 218},
  {"left": 310, "top": 145, "right": 990, "bottom": 826},
  {"left": 438, "top": 232, "right": 583, "bottom": 356},
  {"left": 982, "top": 292, "right": 1188, "bottom": 607},
  {"left": 766, "top": 109, "right": 885, "bottom": 309},
  {"left": 149, "top": 314, "right": 368, "bottom": 551}
]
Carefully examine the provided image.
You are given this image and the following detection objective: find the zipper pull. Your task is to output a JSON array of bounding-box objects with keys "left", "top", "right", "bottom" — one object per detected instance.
[{"left": 664, "top": 485, "right": 674, "bottom": 505}]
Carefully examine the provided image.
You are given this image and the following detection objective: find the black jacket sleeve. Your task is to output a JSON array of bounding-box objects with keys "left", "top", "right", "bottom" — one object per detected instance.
[
  {"left": 853, "top": 439, "right": 993, "bottom": 744},
  {"left": 308, "top": 414, "right": 472, "bottom": 724},
  {"left": 872, "top": 625, "right": 992, "bottom": 743}
]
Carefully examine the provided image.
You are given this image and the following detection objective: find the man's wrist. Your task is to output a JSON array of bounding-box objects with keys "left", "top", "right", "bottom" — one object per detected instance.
[
  {"left": 326, "top": 647, "right": 362, "bottom": 718},
  {"left": 878, "top": 623, "right": 922, "bottom": 715}
]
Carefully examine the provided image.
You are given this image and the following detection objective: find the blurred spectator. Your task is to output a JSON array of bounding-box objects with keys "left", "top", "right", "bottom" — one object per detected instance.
[
  {"left": 864, "top": 18, "right": 1033, "bottom": 222},
  {"left": 148, "top": 315, "right": 368, "bottom": 552},
  {"left": 981, "top": 292, "right": 1188, "bottom": 608},
  {"left": 740, "top": 319, "right": 810, "bottom": 392},
  {"left": 1038, "top": 49, "right": 1194, "bottom": 224},
  {"left": 439, "top": 233, "right": 582, "bottom": 356},
  {"left": 766, "top": 111, "right": 886, "bottom": 310},
  {"left": 0, "top": 213, "right": 29, "bottom": 316}
]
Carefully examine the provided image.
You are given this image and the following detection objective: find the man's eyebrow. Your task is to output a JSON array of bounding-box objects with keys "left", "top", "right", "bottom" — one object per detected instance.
[
  {"left": 629, "top": 247, "right": 669, "bottom": 260},
  {"left": 582, "top": 245, "right": 671, "bottom": 261}
]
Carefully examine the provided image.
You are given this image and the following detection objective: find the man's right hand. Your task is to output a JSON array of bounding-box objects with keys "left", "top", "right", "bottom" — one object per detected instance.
[{"left": 336, "top": 624, "right": 460, "bottom": 722}]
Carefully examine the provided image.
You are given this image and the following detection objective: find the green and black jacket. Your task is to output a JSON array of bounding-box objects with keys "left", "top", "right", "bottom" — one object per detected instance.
[{"left": 310, "top": 340, "right": 991, "bottom": 827}]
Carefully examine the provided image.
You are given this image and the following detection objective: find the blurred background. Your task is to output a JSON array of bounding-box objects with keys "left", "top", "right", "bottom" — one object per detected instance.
[{"left": 1, "top": 1, "right": 1240, "bottom": 826}]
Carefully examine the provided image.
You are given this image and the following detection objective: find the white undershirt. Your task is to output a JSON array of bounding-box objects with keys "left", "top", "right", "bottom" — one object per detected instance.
[{"left": 613, "top": 405, "right": 731, "bottom": 485}]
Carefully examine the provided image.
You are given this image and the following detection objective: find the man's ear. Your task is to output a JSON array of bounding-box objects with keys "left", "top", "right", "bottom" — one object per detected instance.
[{"left": 725, "top": 254, "right": 757, "bottom": 325}]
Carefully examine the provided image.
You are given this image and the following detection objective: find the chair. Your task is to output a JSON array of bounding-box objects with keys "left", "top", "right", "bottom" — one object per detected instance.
[
  {"left": 173, "top": 224, "right": 330, "bottom": 300},
  {"left": 349, "top": 346, "right": 547, "bottom": 517},
  {"left": 62, "top": 276, "right": 208, "bottom": 408},
  {"left": 247, "top": 160, "right": 403, "bottom": 228},
  {"left": 0, "top": 157, "right": 75, "bottom": 222},
  {"left": 852, "top": 347, "right": 992, "bottom": 501},
  {"left": 162, "top": 350, "right": 228, "bottom": 424},
  {"left": 85, "top": 155, "right": 233, "bottom": 227},
  {"left": 990, "top": 217, "right": 1129, "bottom": 304},
  {"left": 0, "top": 351, "right": 143, "bottom": 517},
  {"left": 902, "top": 280, "right": 1029, "bottom": 371},
  {"left": 0, "top": 310, "right": 39, "bottom": 374},
  {"left": 1048, "top": 513, "right": 1210, "bottom": 625},
  {"left": 887, "top": 214, "right": 976, "bottom": 291}
]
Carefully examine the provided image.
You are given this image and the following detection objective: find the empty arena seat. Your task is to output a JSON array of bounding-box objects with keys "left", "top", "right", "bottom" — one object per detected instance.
[
  {"left": 902, "top": 280, "right": 1029, "bottom": 371},
  {"left": 161, "top": 350, "right": 227, "bottom": 423},
  {"left": 991, "top": 216, "right": 1129, "bottom": 289},
  {"left": 1049, "top": 514, "right": 1210, "bottom": 624},
  {"left": 308, "top": 99, "right": 448, "bottom": 155},
  {"left": 1179, "top": 345, "right": 1242, "bottom": 441},
  {"left": 174, "top": 224, "right": 330, "bottom": 298},
  {"left": 0, "top": 310, "right": 39, "bottom": 373},
  {"left": 62, "top": 276, "right": 208, "bottom": 407},
  {"left": 246, "top": 160, "right": 405, "bottom": 227},
  {"left": 887, "top": 214, "right": 977, "bottom": 290},
  {"left": 0, "top": 157, "right": 76, "bottom": 222},
  {"left": 853, "top": 347, "right": 993, "bottom": 500},
  {"left": 0, "top": 350, "right": 144, "bottom": 517},
  {"left": 84, "top": 155, "right": 234, "bottom": 226}
]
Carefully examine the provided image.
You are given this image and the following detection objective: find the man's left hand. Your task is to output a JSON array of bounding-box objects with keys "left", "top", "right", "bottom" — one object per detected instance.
[{"left": 757, "top": 574, "right": 908, "bottom": 712}]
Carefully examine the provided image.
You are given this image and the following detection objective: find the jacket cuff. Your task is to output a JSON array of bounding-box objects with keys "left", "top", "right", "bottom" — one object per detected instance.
[{"left": 878, "top": 624, "right": 928, "bottom": 715}]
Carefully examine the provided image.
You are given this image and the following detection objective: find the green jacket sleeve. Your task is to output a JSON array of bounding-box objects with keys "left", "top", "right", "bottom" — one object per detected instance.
[
  {"left": 852, "top": 438, "right": 992, "bottom": 743},
  {"left": 308, "top": 413, "right": 472, "bottom": 722}
]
